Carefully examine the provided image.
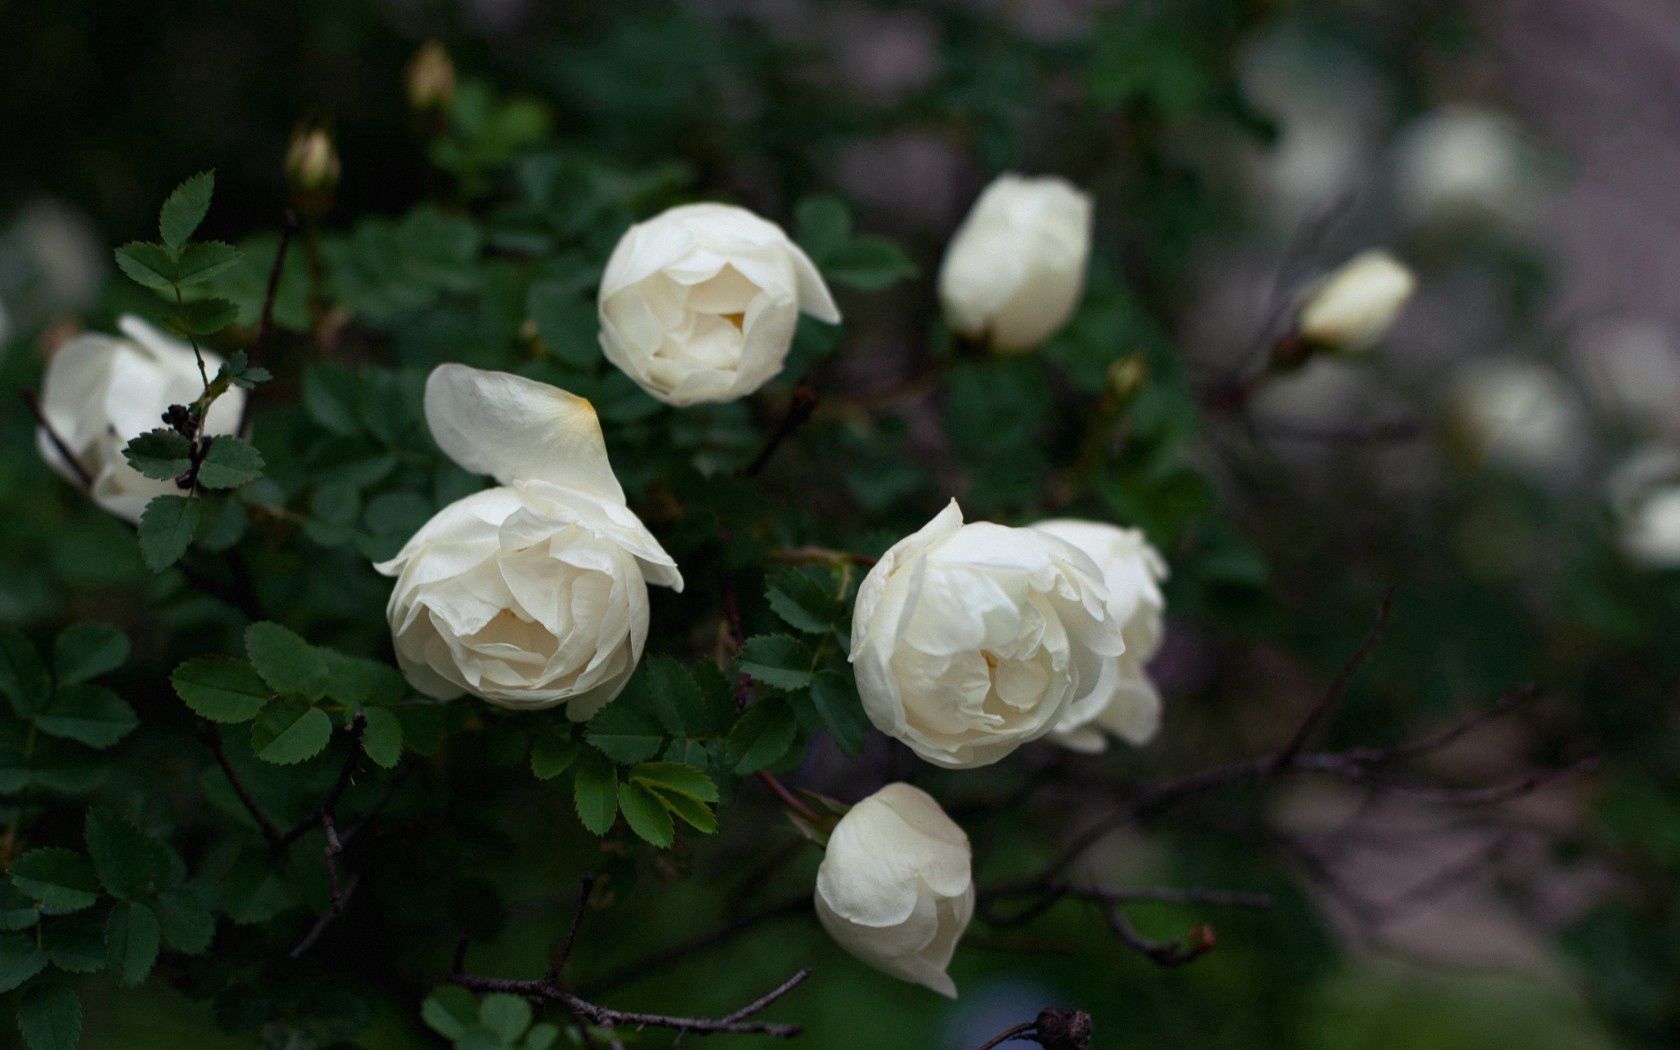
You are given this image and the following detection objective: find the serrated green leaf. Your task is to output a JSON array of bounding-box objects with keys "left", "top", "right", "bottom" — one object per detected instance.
[
  {"left": 174, "top": 241, "right": 242, "bottom": 286},
  {"left": 195, "top": 435, "right": 265, "bottom": 489},
  {"left": 0, "top": 932, "right": 46, "bottom": 992},
  {"left": 42, "top": 915, "right": 104, "bottom": 973},
  {"left": 585, "top": 696, "right": 665, "bottom": 764},
  {"left": 530, "top": 736, "right": 578, "bottom": 780},
  {"left": 810, "top": 670, "right": 866, "bottom": 755},
  {"left": 421, "top": 986, "right": 480, "bottom": 1039},
  {"left": 244, "top": 622, "right": 329, "bottom": 699},
  {"left": 573, "top": 753, "right": 618, "bottom": 836},
  {"left": 687, "top": 661, "right": 738, "bottom": 737},
  {"left": 616, "top": 780, "right": 674, "bottom": 848},
  {"left": 105, "top": 903, "right": 160, "bottom": 986},
  {"left": 154, "top": 885, "right": 214, "bottom": 954},
  {"left": 160, "top": 170, "right": 214, "bottom": 249},
  {"left": 653, "top": 790, "right": 718, "bottom": 834},
  {"left": 114, "top": 242, "right": 179, "bottom": 290},
  {"left": 249, "top": 700, "right": 333, "bottom": 765},
  {"left": 138, "top": 494, "right": 200, "bottom": 572},
  {"left": 736, "top": 635, "right": 815, "bottom": 691},
  {"left": 35, "top": 685, "right": 137, "bottom": 750},
  {"left": 172, "top": 657, "right": 270, "bottom": 723},
  {"left": 765, "top": 567, "right": 841, "bottom": 634},
  {"left": 84, "top": 810, "right": 157, "bottom": 901},
  {"left": 480, "top": 993, "right": 533, "bottom": 1042},
  {"left": 629, "top": 762, "right": 719, "bottom": 804},
  {"left": 52, "top": 623, "right": 129, "bottom": 686},
  {"left": 122, "top": 428, "right": 193, "bottom": 480},
  {"left": 10, "top": 849, "right": 99, "bottom": 915},
  {"left": 320, "top": 650, "right": 407, "bottom": 707},
  {"left": 164, "top": 297, "right": 240, "bottom": 338},
  {"left": 360, "top": 707, "right": 403, "bottom": 769},
  {"left": 18, "top": 980, "right": 81, "bottom": 1050},
  {"left": 726, "top": 702, "right": 799, "bottom": 774},
  {"left": 0, "top": 884, "right": 39, "bottom": 931},
  {"left": 0, "top": 631, "right": 50, "bottom": 719}
]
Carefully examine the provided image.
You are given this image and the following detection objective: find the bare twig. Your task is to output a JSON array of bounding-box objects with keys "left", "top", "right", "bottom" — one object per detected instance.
[
  {"left": 287, "top": 713, "right": 371, "bottom": 958},
  {"left": 1270, "top": 586, "right": 1394, "bottom": 773},
  {"left": 976, "top": 1022, "right": 1038, "bottom": 1050},
  {"left": 579, "top": 896, "right": 808, "bottom": 996},
  {"left": 1100, "top": 906, "right": 1217, "bottom": 967},
  {"left": 204, "top": 729, "right": 284, "bottom": 851},
  {"left": 21, "top": 389, "right": 94, "bottom": 489},
  {"left": 547, "top": 874, "right": 597, "bottom": 981},
  {"left": 238, "top": 211, "right": 298, "bottom": 436},
  {"left": 745, "top": 384, "right": 818, "bottom": 478}
]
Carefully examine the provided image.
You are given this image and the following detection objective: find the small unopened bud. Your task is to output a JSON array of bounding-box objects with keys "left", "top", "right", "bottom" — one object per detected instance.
[
  {"left": 286, "top": 127, "right": 341, "bottom": 199},
  {"left": 1106, "top": 354, "right": 1148, "bottom": 402},
  {"left": 407, "top": 41, "right": 457, "bottom": 123},
  {"left": 1033, "top": 1008, "right": 1093, "bottom": 1050},
  {"left": 1295, "top": 249, "right": 1415, "bottom": 357}
]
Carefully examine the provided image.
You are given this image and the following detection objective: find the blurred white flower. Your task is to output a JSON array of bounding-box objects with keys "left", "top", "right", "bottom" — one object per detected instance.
[
  {"left": 1573, "top": 319, "right": 1680, "bottom": 432},
  {"left": 35, "top": 315, "right": 242, "bottom": 523},
  {"left": 814, "top": 783, "right": 973, "bottom": 997},
  {"left": 1608, "top": 447, "right": 1680, "bottom": 568},
  {"left": 1446, "top": 357, "right": 1589, "bottom": 478},
  {"left": 1, "top": 198, "right": 106, "bottom": 330},
  {"left": 848, "top": 500, "right": 1126, "bottom": 769},
  {"left": 598, "top": 203, "right": 840, "bottom": 406},
  {"left": 375, "top": 365, "right": 681, "bottom": 714},
  {"left": 1395, "top": 107, "right": 1544, "bottom": 233},
  {"left": 1297, "top": 250, "right": 1416, "bottom": 355},
  {"left": 1028, "top": 519, "right": 1168, "bottom": 751},
  {"left": 938, "top": 173, "right": 1092, "bottom": 352}
]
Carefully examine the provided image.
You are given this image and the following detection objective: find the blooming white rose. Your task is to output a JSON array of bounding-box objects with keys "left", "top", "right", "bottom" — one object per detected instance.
[
  {"left": 597, "top": 203, "right": 840, "bottom": 407},
  {"left": 1028, "top": 519, "right": 1168, "bottom": 752},
  {"left": 1297, "top": 250, "right": 1415, "bottom": 355},
  {"left": 35, "top": 315, "right": 242, "bottom": 524},
  {"left": 374, "top": 365, "right": 682, "bottom": 715},
  {"left": 938, "top": 173, "right": 1092, "bottom": 352},
  {"left": 814, "top": 783, "right": 974, "bottom": 997},
  {"left": 848, "top": 500, "right": 1126, "bottom": 769}
]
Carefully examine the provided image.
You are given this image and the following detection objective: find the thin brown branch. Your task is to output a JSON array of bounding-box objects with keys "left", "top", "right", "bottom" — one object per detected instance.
[
  {"left": 757, "top": 771, "right": 823, "bottom": 824},
  {"left": 21, "top": 389, "right": 94, "bottom": 488},
  {"left": 579, "top": 896, "right": 808, "bottom": 996},
  {"left": 1270, "top": 586, "right": 1394, "bottom": 773},
  {"left": 1101, "top": 905, "right": 1217, "bottom": 967},
  {"left": 448, "top": 968, "right": 811, "bottom": 1039},
  {"left": 745, "top": 383, "right": 818, "bottom": 478},
  {"left": 546, "top": 874, "right": 597, "bottom": 981},
  {"left": 975, "top": 1021, "right": 1037, "bottom": 1050},
  {"left": 238, "top": 211, "right": 298, "bottom": 436},
  {"left": 203, "top": 729, "right": 284, "bottom": 851}
]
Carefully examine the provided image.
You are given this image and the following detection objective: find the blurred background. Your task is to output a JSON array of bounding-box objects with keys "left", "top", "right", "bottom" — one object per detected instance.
[{"left": 3, "top": 1, "right": 1678, "bottom": 1047}]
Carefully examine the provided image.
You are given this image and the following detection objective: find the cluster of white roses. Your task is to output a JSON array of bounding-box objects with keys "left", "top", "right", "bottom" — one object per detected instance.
[{"left": 35, "top": 174, "right": 1182, "bottom": 998}]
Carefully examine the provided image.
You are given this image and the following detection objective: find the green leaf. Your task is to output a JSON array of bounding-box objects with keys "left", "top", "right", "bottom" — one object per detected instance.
[
  {"left": 0, "top": 631, "right": 51, "bottom": 719},
  {"left": 249, "top": 700, "right": 333, "bottom": 765},
  {"left": 0, "top": 884, "right": 39, "bottom": 932},
  {"left": 52, "top": 624, "right": 129, "bottom": 686},
  {"left": 301, "top": 364, "right": 361, "bottom": 437},
  {"left": 573, "top": 753, "right": 618, "bottom": 836},
  {"left": 360, "top": 707, "right": 403, "bottom": 769},
  {"left": 154, "top": 885, "right": 214, "bottom": 954},
  {"left": 138, "top": 494, "right": 201, "bottom": 572},
  {"left": 585, "top": 696, "right": 665, "bottom": 764},
  {"left": 42, "top": 915, "right": 104, "bottom": 973},
  {"left": 9, "top": 849, "right": 99, "bottom": 915},
  {"left": 726, "top": 702, "right": 799, "bottom": 774},
  {"left": 105, "top": 903, "right": 160, "bottom": 986},
  {"left": 480, "top": 993, "right": 533, "bottom": 1042},
  {"left": 195, "top": 435, "right": 265, "bottom": 489},
  {"left": 530, "top": 736, "right": 579, "bottom": 781},
  {"left": 523, "top": 1023, "right": 560, "bottom": 1050},
  {"left": 122, "top": 429, "right": 192, "bottom": 481},
  {"left": 527, "top": 280, "right": 600, "bottom": 366},
  {"left": 114, "top": 242, "right": 179, "bottom": 290},
  {"left": 320, "top": 650, "right": 407, "bottom": 707},
  {"left": 18, "top": 980, "right": 80, "bottom": 1050},
  {"left": 809, "top": 671, "right": 866, "bottom": 755},
  {"left": 825, "top": 236, "right": 918, "bottom": 291},
  {"left": 159, "top": 170, "right": 214, "bottom": 249},
  {"left": 173, "top": 241, "right": 242, "bottom": 286},
  {"left": 794, "top": 195, "right": 852, "bottom": 258},
  {"left": 616, "top": 781, "right": 674, "bottom": 848},
  {"left": 0, "top": 933, "right": 46, "bottom": 993},
  {"left": 172, "top": 657, "right": 270, "bottom": 723},
  {"left": 35, "top": 685, "right": 138, "bottom": 749},
  {"left": 84, "top": 811, "right": 157, "bottom": 901},
  {"left": 736, "top": 635, "right": 815, "bottom": 691},
  {"left": 765, "top": 568, "right": 841, "bottom": 634},
  {"left": 655, "top": 791, "right": 718, "bottom": 835},
  {"left": 629, "top": 762, "right": 719, "bottom": 804},
  {"left": 421, "top": 986, "right": 480, "bottom": 1040},
  {"left": 164, "top": 297, "right": 240, "bottom": 338},
  {"left": 244, "top": 622, "right": 329, "bottom": 700}
]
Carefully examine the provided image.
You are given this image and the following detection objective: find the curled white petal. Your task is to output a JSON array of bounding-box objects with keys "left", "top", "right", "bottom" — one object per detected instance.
[{"left": 814, "top": 784, "right": 973, "bottom": 997}]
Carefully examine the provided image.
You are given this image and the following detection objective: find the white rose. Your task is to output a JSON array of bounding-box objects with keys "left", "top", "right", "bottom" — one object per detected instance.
[
  {"left": 814, "top": 783, "right": 974, "bottom": 998},
  {"left": 1028, "top": 519, "right": 1168, "bottom": 751},
  {"left": 938, "top": 173, "right": 1092, "bottom": 352},
  {"left": 1608, "top": 447, "right": 1680, "bottom": 568},
  {"left": 1447, "top": 357, "right": 1588, "bottom": 479},
  {"left": 597, "top": 203, "right": 840, "bottom": 407},
  {"left": 1395, "top": 106, "right": 1543, "bottom": 233},
  {"left": 374, "top": 365, "right": 682, "bottom": 715},
  {"left": 35, "top": 315, "right": 243, "bottom": 524},
  {"left": 1296, "top": 250, "right": 1415, "bottom": 355},
  {"left": 848, "top": 500, "right": 1125, "bottom": 769}
]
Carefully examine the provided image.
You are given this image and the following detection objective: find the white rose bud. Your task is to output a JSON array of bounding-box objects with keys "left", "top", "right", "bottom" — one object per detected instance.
[
  {"left": 597, "top": 203, "right": 841, "bottom": 407},
  {"left": 1028, "top": 519, "right": 1168, "bottom": 752},
  {"left": 937, "top": 173, "right": 1092, "bottom": 352},
  {"left": 814, "top": 783, "right": 974, "bottom": 998},
  {"left": 849, "top": 500, "right": 1126, "bottom": 769},
  {"left": 374, "top": 365, "right": 682, "bottom": 715},
  {"left": 35, "top": 315, "right": 243, "bottom": 524},
  {"left": 1296, "top": 250, "right": 1416, "bottom": 355}
]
